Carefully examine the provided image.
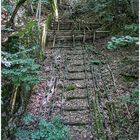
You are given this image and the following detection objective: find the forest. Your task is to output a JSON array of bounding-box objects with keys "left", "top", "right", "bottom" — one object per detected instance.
[{"left": 1, "top": 0, "right": 139, "bottom": 139}]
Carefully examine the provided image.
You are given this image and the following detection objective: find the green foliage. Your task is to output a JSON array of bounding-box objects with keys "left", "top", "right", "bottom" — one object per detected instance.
[
  {"left": 72, "top": 0, "right": 138, "bottom": 32},
  {"left": 123, "top": 75, "right": 136, "bottom": 82},
  {"left": 119, "top": 88, "right": 139, "bottom": 113},
  {"left": 1, "top": 19, "right": 43, "bottom": 139},
  {"left": 2, "top": 49, "right": 41, "bottom": 86},
  {"left": 1, "top": 1, "right": 59, "bottom": 139},
  {"left": 15, "top": 114, "right": 71, "bottom": 140},
  {"left": 91, "top": 60, "right": 103, "bottom": 65},
  {"left": 2, "top": 20, "right": 43, "bottom": 87},
  {"left": 65, "top": 84, "right": 76, "bottom": 91},
  {"left": 2, "top": 0, "right": 14, "bottom": 15},
  {"left": 12, "top": 20, "right": 41, "bottom": 55},
  {"left": 107, "top": 36, "right": 138, "bottom": 50},
  {"left": 22, "top": 113, "right": 35, "bottom": 125},
  {"left": 124, "top": 23, "right": 139, "bottom": 35},
  {"left": 13, "top": 20, "right": 37, "bottom": 38},
  {"left": 94, "top": 1, "right": 114, "bottom": 23}
]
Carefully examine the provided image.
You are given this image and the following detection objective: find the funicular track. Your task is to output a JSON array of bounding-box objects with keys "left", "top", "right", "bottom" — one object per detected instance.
[{"left": 45, "top": 20, "right": 127, "bottom": 140}]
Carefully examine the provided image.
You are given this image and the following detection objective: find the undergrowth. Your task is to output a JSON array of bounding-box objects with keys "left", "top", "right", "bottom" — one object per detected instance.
[
  {"left": 119, "top": 88, "right": 139, "bottom": 115},
  {"left": 1, "top": 20, "right": 43, "bottom": 139},
  {"left": 65, "top": 84, "right": 76, "bottom": 91},
  {"left": 106, "top": 36, "right": 138, "bottom": 50},
  {"left": 2, "top": 49, "right": 41, "bottom": 86},
  {"left": 15, "top": 113, "right": 71, "bottom": 140}
]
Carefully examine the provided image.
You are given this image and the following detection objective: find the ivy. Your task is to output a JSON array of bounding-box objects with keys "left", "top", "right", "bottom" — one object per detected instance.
[{"left": 106, "top": 36, "right": 138, "bottom": 50}]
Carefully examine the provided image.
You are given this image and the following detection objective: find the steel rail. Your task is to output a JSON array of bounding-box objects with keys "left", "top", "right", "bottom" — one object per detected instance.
[
  {"left": 84, "top": 43, "right": 113, "bottom": 140},
  {"left": 82, "top": 43, "right": 97, "bottom": 140}
]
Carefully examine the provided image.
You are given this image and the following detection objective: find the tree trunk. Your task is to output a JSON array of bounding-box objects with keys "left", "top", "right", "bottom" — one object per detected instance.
[{"left": 6, "top": 0, "right": 27, "bottom": 27}]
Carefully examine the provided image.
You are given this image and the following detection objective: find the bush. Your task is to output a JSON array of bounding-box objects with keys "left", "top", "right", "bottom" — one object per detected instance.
[
  {"left": 2, "top": 49, "right": 41, "bottom": 86},
  {"left": 15, "top": 114, "right": 71, "bottom": 140}
]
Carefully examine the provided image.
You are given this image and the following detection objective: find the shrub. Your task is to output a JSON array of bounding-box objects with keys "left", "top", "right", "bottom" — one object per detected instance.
[
  {"left": 15, "top": 114, "right": 71, "bottom": 140},
  {"left": 2, "top": 49, "right": 41, "bottom": 86}
]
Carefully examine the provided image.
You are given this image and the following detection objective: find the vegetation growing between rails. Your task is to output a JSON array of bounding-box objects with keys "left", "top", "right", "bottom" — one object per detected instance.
[{"left": 65, "top": 84, "right": 76, "bottom": 91}]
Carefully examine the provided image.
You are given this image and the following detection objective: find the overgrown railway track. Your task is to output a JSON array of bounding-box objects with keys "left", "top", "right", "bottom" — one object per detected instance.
[{"left": 44, "top": 21, "right": 133, "bottom": 140}]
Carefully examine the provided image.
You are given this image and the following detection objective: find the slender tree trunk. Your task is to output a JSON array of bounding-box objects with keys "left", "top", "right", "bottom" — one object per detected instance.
[{"left": 6, "top": 0, "right": 27, "bottom": 27}]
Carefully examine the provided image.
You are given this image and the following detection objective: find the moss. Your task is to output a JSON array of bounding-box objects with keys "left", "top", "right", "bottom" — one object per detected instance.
[{"left": 65, "top": 84, "right": 76, "bottom": 91}]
